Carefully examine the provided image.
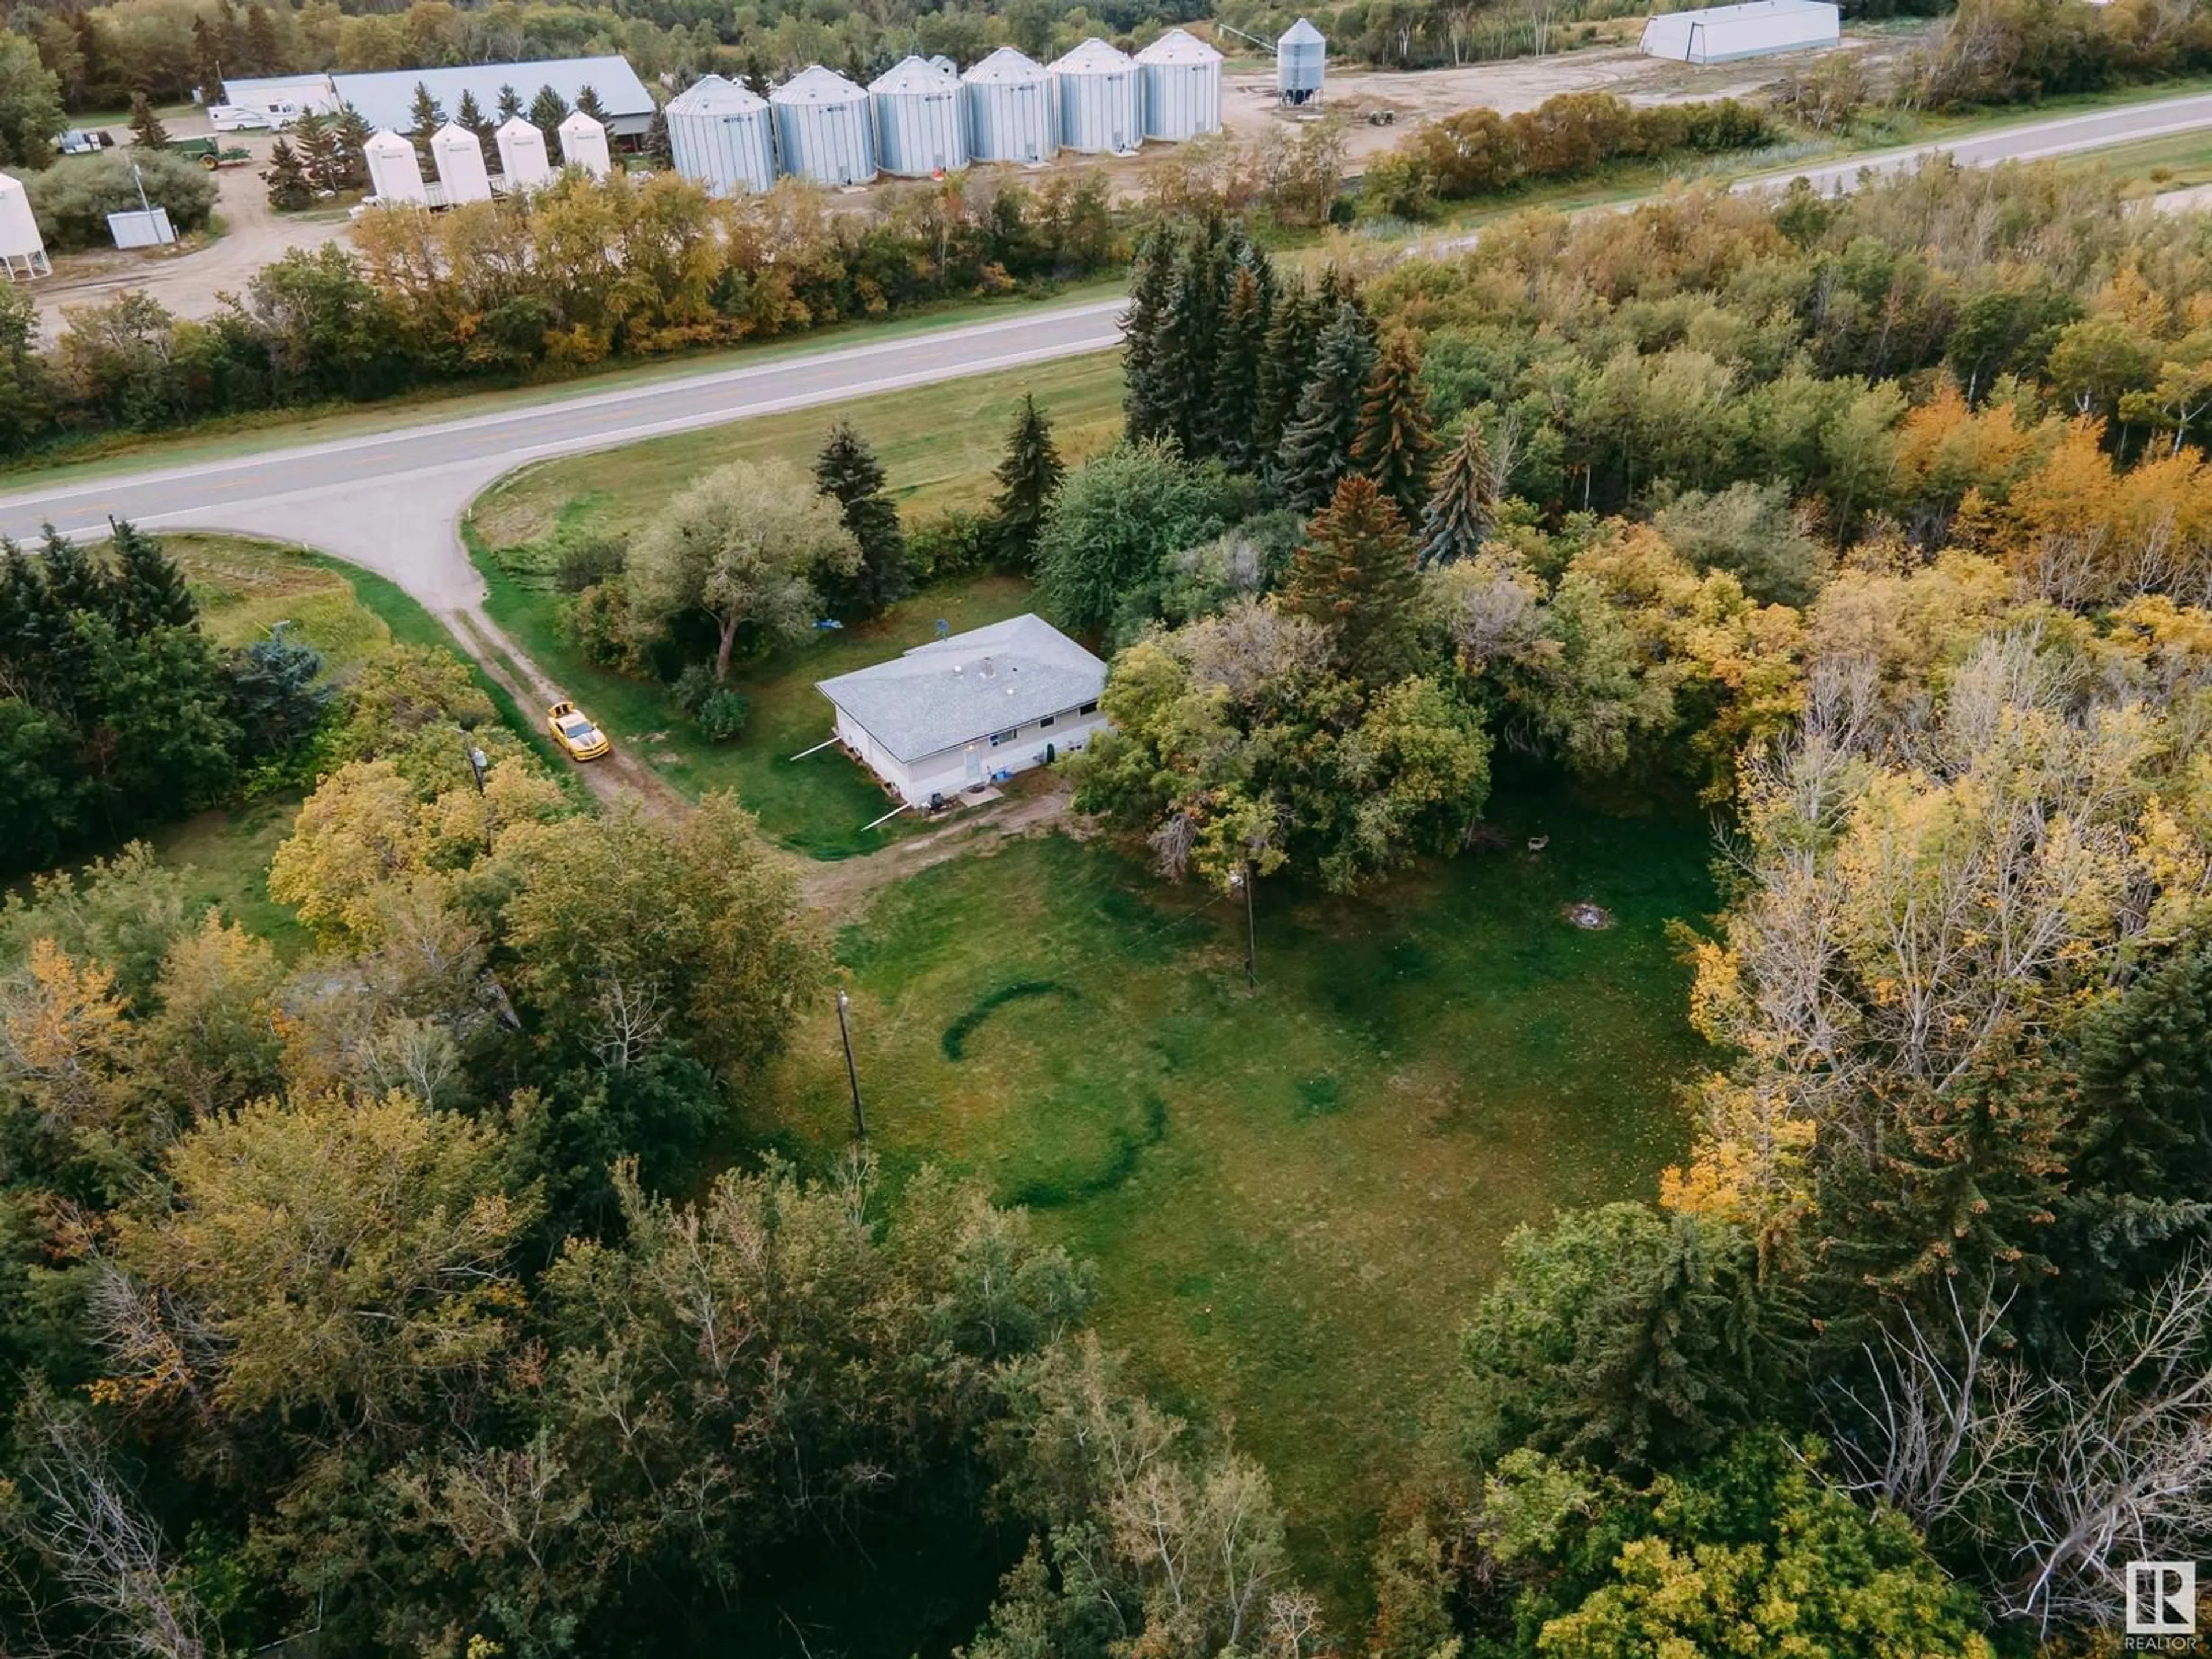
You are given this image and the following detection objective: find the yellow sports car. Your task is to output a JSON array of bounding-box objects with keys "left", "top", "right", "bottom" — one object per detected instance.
[{"left": 547, "top": 700, "right": 612, "bottom": 762}]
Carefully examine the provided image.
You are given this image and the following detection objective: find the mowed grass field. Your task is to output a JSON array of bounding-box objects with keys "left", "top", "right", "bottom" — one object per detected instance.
[
  {"left": 465, "top": 355, "right": 1124, "bottom": 855},
  {"left": 756, "top": 788, "right": 1717, "bottom": 1603}
]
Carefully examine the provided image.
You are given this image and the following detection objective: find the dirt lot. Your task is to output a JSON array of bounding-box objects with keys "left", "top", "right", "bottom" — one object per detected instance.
[{"left": 29, "top": 126, "right": 353, "bottom": 343}]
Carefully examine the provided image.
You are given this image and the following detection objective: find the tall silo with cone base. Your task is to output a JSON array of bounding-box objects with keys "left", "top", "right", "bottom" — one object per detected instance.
[{"left": 1277, "top": 18, "right": 1326, "bottom": 105}]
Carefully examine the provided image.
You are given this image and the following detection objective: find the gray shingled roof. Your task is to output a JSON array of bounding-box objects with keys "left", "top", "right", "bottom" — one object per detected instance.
[{"left": 817, "top": 614, "right": 1105, "bottom": 763}]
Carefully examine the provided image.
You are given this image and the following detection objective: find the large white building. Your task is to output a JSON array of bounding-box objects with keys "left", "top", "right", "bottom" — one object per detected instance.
[
  {"left": 816, "top": 614, "right": 1108, "bottom": 807},
  {"left": 1639, "top": 0, "right": 1839, "bottom": 63},
  {"left": 223, "top": 55, "right": 656, "bottom": 139}
]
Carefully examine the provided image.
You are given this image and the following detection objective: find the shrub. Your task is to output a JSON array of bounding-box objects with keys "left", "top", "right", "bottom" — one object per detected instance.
[
  {"left": 25, "top": 151, "right": 221, "bottom": 252},
  {"left": 566, "top": 580, "right": 645, "bottom": 674},
  {"left": 671, "top": 661, "right": 719, "bottom": 715},
  {"left": 904, "top": 509, "right": 998, "bottom": 582},
  {"left": 694, "top": 687, "right": 749, "bottom": 741},
  {"left": 556, "top": 532, "right": 624, "bottom": 594}
]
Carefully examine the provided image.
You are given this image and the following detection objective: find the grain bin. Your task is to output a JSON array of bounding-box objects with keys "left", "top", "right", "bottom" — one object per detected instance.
[
  {"left": 870, "top": 55, "right": 968, "bottom": 177},
  {"left": 363, "top": 129, "right": 429, "bottom": 204},
  {"left": 964, "top": 47, "right": 1056, "bottom": 164},
  {"left": 0, "top": 172, "right": 49, "bottom": 279},
  {"left": 772, "top": 65, "right": 876, "bottom": 185},
  {"left": 1050, "top": 39, "right": 1141, "bottom": 156},
  {"left": 495, "top": 115, "right": 552, "bottom": 188},
  {"left": 557, "top": 109, "right": 612, "bottom": 179},
  {"left": 1135, "top": 28, "right": 1221, "bottom": 140},
  {"left": 666, "top": 74, "right": 777, "bottom": 195},
  {"left": 1277, "top": 18, "right": 1325, "bottom": 104},
  {"left": 430, "top": 122, "right": 493, "bottom": 203}
]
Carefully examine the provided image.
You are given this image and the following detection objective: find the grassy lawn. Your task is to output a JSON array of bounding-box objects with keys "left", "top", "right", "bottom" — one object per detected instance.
[
  {"left": 467, "top": 358, "right": 1124, "bottom": 855},
  {"left": 754, "top": 780, "right": 1716, "bottom": 1611}
]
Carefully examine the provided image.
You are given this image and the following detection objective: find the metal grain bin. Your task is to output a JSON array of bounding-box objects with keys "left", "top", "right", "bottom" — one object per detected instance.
[
  {"left": 964, "top": 47, "right": 1056, "bottom": 164},
  {"left": 771, "top": 65, "right": 877, "bottom": 186},
  {"left": 1049, "top": 38, "right": 1141, "bottom": 156},
  {"left": 1135, "top": 28, "right": 1222, "bottom": 141},
  {"left": 666, "top": 74, "right": 777, "bottom": 195},
  {"left": 556, "top": 109, "right": 612, "bottom": 178},
  {"left": 430, "top": 122, "right": 493, "bottom": 203},
  {"left": 1277, "top": 18, "right": 1325, "bottom": 104},
  {"left": 495, "top": 115, "right": 552, "bottom": 188},
  {"left": 363, "top": 129, "right": 428, "bottom": 204},
  {"left": 870, "top": 55, "right": 969, "bottom": 177}
]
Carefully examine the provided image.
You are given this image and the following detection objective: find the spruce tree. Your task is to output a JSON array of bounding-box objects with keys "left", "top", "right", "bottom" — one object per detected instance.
[
  {"left": 1418, "top": 421, "right": 1495, "bottom": 567},
  {"left": 191, "top": 16, "right": 225, "bottom": 101},
  {"left": 575, "top": 84, "right": 608, "bottom": 122},
  {"left": 1211, "top": 258, "right": 1271, "bottom": 475},
  {"left": 497, "top": 83, "right": 524, "bottom": 122},
  {"left": 332, "top": 105, "right": 373, "bottom": 190},
  {"left": 529, "top": 84, "right": 570, "bottom": 137},
  {"left": 39, "top": 527, "right": 112, "bottom": 619},
  {"left": 108, "top": 520, "right": 197, "bottom": 635},
  {"left": 1119, "top": 230, "right": 1176, "bottom": 446},
  {"left": 291, "top": 112, "right": 339, "bottom": 192},
  {"left": 813, "top": 421, "right": 910, "bottom": 619},
  {"left": 990, "top": 394, "right": 1065, "bottom": 565},
  {"left": 128, "top": 93, "right": 172, "bottom": 150},
  {"left": 243, "top": 2, "right": 280, "bottom": 74},
  {"left": 646, "top": 105, "right": 673, "bottom": 167},
  {"left": 1253, "top": 275, "right": 1318, "bottom": 463},
  {"left": 407, "top": 82, "right": 445, "bottom": 164},
  {"left": 1274, "top": 302, "right": 1379, "bottom": 513},
  {"left": 456, "top": 89, "right": 493, "bottom": 146},
  {"left": 263, "top": 135, "right": 311, "bottom": 210},
  {"left": 1284, "top": 475, "right": 1425, "bottom": 684},
  {"left": 1353, "top": 332, "right": 1434, "bottom": 522}
]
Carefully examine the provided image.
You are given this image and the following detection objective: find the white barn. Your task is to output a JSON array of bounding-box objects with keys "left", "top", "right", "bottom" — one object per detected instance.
[
  {"left": 816, "top": 614, "right": 1108, "bottom": 807},
  {"left": 1639, "top": 0, "right": 1838, "bottom": 62}
]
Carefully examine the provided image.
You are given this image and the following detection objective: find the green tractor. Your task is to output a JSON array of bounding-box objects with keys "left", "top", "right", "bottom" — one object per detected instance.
[{"left": 165, "top": 137, "right": 255, "bottom": 171}]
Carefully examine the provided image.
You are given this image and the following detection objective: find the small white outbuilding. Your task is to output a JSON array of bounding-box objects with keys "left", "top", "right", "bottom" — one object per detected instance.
[
  {"left": 816, "top": 614, "right": 1109, "bottom": 808},
  {"left": 557, "top": 109, "right": 613, "bottom": 178},
  {"left": 362, "top": 130, "right": 429, "bottom": 205},
  {"left": 495, "top": 115, "right": 553, "bottom": 189},
  {"left": 1639, "top": 0, "right": 1839, "bottom": 63},
  {"left": 0, "top": 171, "right": 50, "bottom": 279},
  {"left": 430, "top": 123, "right": 492, "bottom": 203}
]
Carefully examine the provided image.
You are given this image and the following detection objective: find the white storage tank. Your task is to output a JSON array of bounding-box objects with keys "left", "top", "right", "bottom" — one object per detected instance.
[
  {"left": 495, "top": 115, "right": 552, "bottom": 189},
  {"left": 666, "top": 75, "right": 777, "bottom": 195},
  {"left": 1639, "top": 0, "right": 1839, "bottom": 62},
  {"left": 1135, "top": 28, "right": 1222, "bottom": 141},
  {"left": 363, "top": 129, "right": 429, "bottom": 204},
  {"left": 1050, "top": 39, "right": 1141, "bottom": 156},
  {"left": 557, "top": 108, "right": 612, "bottom": 178},
  {"left": 870, "top": 55, "right": 968, "bottom": 177},
  {"left": 1277, "top": 18, "right": 1325, "bottom": 104},
  {"left": 964, "top": 47, "right": 1056, "bottom": 164},
  {"left": 430, "top": 122, "right": 492, "bottom": 203},
  {"left": 0, "top": 171, "right": 49, "bottom": 279},
  {"left": 772, "top": 65, "right": 876, "bottom": 186}
]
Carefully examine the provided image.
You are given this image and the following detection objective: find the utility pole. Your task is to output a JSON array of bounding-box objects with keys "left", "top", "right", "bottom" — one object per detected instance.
[
  {"left": 1230, "top": 863, "right": 1257, "bottom": 990},
  {"left": 836, "top": 988, "right": 867, "bottom": 1139},
  {"left": 462, "top": 736, "right": 491, "bottom": 853}
]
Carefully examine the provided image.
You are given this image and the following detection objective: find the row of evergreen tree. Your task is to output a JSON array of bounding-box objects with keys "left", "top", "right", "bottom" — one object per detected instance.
[{"left": 1120, "top": 222, "right": 1497, "bottom": 568}]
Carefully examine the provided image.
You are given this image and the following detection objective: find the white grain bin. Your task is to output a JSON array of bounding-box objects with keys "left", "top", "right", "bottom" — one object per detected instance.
[
  {"left": 1277, "top": 18, "right": 1325, "bottom": 104},
  {"left": 0, "top": 171, "right": 49, "bottom": 279},
  {"left": 557, "top": 108, "right": 612, "bottom": 178},
  {"left": 772, "top": 65, "right": 876, "bottom": 186},
  {"left": 665, "top": 75, "right": 777, "bottom": 195},
  {"left": 1135, "top": 28, "right": 1222, "bottom": 141},
  {"left": 1639, "top": 0, "right": 1838, "bottom": 63},
  {"left": 495, "top": 115, "right": 552, "bottom": 189},
  {"left": 430, "top": 122, "right": 493, "bottom": 203},
  {"left": 964, "top": 47, "right": 1056, "bottom": 164},
  {"left": 363, "top": 129, "right": 429, "bottom": 205},
  {"left": 870, "top": 55, "right": 968, "bottom": 177},
  {"left": 1050, "top": 39, "right": 1141, "bottom": 156}
]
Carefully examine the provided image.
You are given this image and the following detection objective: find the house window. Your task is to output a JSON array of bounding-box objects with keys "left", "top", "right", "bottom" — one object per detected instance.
[
  {"left": 1078, "top": 701, "right": 1099, "bottom": 715},
  {"left": 1039, "top": 714, "right": 1055, "bottom": 729},
  {"left": 989, "top": 728, "right": 1018, "bottom": 746}
]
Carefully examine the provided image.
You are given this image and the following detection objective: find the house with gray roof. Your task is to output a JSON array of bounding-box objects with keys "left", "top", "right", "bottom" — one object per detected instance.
[{"left": 816, "top": 614, "right": 1108, "bottom": 806}]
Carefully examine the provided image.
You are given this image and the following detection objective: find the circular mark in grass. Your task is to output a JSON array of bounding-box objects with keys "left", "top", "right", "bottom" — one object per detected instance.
[
  {"left": 1562, "top": 902, "right": 1614, "bottom": 930},
  {"left": 1296, "top": 1072, "right": 1345, "bottom": 1118},
  {"left": 941, "top": 979, "right": 1078, "bottom": 1059}
]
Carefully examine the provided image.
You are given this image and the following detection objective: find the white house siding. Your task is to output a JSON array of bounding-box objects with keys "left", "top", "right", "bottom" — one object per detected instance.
[{"left": 838, "top": 704, "right": 1108, "bottom": 805}]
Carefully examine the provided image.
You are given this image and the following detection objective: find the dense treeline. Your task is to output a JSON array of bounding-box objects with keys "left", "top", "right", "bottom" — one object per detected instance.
[
  {"left": 1897, "top": 0, "right": 2212, "bottom": 109},
  {"left": 0, "top": 166, "right": 1117, "bottom": 459},
  {"left": 0, "top": 524, "right": 327, "bottom": 872}
]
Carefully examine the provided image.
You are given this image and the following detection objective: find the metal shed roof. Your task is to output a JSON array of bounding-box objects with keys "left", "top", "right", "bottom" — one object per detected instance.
[
  {"left": 816, "top": 614, "right": 1107, "bottom": 763},
  {"left": 668, "top": 74, "right": 768, "bottom": 115},
  {"left": 772, "top": 65, "right": 869, "bottom": 105},
  {"left": 289, "top": 56, "right": 652, "bottom": 132}
]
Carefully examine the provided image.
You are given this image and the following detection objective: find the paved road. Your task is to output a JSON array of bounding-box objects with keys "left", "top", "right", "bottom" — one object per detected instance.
[
  {"left": 6, "top": 90, "right": 2212, "bottom": 615},
  {"left": 0, "top": 300, "right": 1127, "bottom": 607}
]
